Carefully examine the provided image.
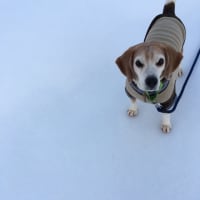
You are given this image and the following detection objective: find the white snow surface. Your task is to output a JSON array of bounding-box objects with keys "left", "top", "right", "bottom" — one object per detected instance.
[{"left": 0, "top": 0, "right": 200, "bottom": 199}]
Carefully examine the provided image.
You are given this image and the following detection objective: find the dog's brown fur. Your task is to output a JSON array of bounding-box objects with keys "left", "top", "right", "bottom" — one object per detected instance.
[{"left": 116, "top": 42, "right": 182, "bottom": 82}]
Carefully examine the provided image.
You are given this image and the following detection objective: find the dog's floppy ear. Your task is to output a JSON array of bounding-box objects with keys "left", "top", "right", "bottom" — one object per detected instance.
[
  {"left": 115, "top": 47, "right": 137, "bottom": 81},
  {"left": 163, "top": 45, "right": 183, "bottom": 78}
]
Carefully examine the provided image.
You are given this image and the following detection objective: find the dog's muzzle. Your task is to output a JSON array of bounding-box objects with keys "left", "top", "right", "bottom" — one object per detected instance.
[{"left": 145, "top": 75, "right": 158, "bottom": 90}]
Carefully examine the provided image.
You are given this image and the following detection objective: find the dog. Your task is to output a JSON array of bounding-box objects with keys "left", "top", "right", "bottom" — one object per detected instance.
[{"left": 115, "top": 0, "right": 186, "bottom": 133}]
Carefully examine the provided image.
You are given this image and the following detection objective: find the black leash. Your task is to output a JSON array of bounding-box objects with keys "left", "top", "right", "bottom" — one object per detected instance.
[{"left": 156, "top": 47, "right": 200, "bottom": 113}]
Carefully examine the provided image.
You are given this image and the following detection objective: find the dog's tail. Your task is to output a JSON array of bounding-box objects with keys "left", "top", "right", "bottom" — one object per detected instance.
[
  {"left": 165, "top": 0, "right": 176, "bottom": 4},
  {"left": 163, "top": 0, "right": 176, "bottom": 16}
]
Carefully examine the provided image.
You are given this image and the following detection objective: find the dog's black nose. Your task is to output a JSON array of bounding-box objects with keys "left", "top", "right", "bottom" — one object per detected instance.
[{"left": 145, "top": 76, "right": 158, "bottom": 89}]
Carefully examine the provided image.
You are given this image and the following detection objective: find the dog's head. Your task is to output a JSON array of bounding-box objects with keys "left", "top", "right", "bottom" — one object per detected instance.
[{"left": 116, "top": 42, "right": 183, "bottom": 91}]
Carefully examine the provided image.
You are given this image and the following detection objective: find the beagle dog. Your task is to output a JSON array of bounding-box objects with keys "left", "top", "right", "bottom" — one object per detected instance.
[{"left": 115, "top": 0, "right": 186, "bottom": 133}]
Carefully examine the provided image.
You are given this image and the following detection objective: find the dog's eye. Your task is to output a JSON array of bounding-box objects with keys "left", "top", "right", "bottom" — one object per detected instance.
[
  {"left": 156, "top": 58, "right": 164, "bottom": 67},
  {"left": 135, "top": 60, "right": 144, "bottom": 68}
]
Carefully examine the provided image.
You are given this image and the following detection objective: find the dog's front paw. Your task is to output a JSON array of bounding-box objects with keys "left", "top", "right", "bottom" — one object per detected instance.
[
  {"left": 127, "top": 100, "right": 138, "bottom": 117},
  {"left": 161, "top": 124, "right": 171, "bottom": 133},
  {"left": 161, "top": 114, "right": 171, "bottom": 133},
  {"left": 127, "top": 109, "right": 138, "bottom": 117}
]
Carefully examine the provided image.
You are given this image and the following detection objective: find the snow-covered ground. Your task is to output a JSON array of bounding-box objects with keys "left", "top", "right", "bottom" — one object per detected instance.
[{"left": 0, "top": 0, "right": 200, "bottom": 199}]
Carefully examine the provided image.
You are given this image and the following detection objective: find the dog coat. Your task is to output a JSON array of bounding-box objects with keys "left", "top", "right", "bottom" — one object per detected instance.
[{"left": 125, "top": 16, "right": 186, "bottom": 104}]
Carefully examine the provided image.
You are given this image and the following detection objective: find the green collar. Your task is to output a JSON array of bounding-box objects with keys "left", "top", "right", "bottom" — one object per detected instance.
[
  {"left": 145, "top": 82, "right": 164, "bottom": 103},
  {"left": 128, "top": 78, "right": 170, "bottom": 103}
]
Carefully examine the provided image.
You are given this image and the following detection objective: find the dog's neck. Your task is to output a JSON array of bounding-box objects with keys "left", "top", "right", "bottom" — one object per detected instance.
[{"left": 130, "top": 78, "right": 170, "bottom": 103}]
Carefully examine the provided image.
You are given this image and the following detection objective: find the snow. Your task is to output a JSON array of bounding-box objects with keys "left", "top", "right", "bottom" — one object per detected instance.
[{"left": 0, "top": 0, "right": 200, "bottom": 199}]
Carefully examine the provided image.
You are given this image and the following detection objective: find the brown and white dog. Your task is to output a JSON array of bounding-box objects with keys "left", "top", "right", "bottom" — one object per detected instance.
[{"left": 115, "top": 0, "right": 186, "bottom": 133}]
